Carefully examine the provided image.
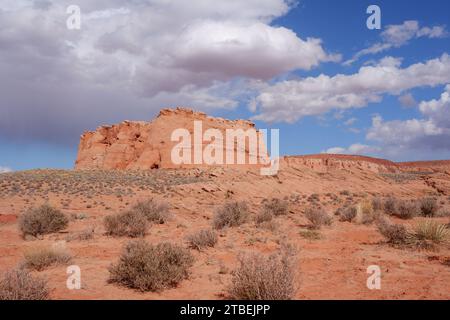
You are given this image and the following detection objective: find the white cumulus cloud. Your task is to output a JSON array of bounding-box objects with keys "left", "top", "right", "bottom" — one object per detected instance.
[
  {"left": 251, "top": 54, "right": 450, "bottom": 123},
  {"left": 325, "top": 85, "right": 450, "bottom": 160},
  {"left": 344, "top": 20, "right": 448, "bottom": 65}
]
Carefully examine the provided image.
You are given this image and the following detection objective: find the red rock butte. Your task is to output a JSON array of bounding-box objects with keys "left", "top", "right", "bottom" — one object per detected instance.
[
  {"left": 75, "top": 107, "right": 450, "bottom": 173},
  {"left": 75, "top": 107, "right": 267, "bottom": 170}
]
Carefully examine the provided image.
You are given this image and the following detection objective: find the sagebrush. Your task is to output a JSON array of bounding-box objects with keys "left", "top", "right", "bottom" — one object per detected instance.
[
  {"left": 186, "top": 229, "right": 218, "bottom": 250},
  {"left": 0, "top": 268, "right": 49, "bottom": 300},
  {"left": 22, "top": 246, "right": 72, "bottom": 271},
  {"left": 305, "top": 208, "right": 332, "bottom": 229},
  {"left": 213, "top": 201, "right": 249, "bottom": 229},
  {"left": 18, "top": 204, "right": 68, "bottom": 237},
  {"left": 132, "top": 199, "right": 170, "bottom": 224},
  {"left": 228, "top": 250, "right": 296, "bottom": 300},
  {"left": 261, "top": 198, "right": 289, "bottom": 217},
  {"left": 104, "top": 210, "right": 148, "bottom": 238},
  {"left": 109, "top": 240, "right": 194, "bottom": 292}
]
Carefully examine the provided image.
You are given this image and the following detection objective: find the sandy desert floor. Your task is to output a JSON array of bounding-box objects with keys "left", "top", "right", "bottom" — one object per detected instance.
[{"left": 0, "top": 158, "right": 449, "bottom": 300}]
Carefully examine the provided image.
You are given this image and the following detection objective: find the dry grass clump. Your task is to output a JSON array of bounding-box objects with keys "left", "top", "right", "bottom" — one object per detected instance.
[
  {"left": 0, "top": 268, "right": 49, "bottom": 300},
  {"left": 410, "top": 220, "right": 449, "bottom": 250},
  {"left": 361, "top": 200, "right": 379, "bottom": 224},
  {"left": 261, "top": 198, "right": 289, "bottom": 217},
  {"left": 132, "top": 199, "right": 170, "bottom": 224},
  {"left": 108, "top": 240, "right": 194, "bottom": 292},
  {"left": 18, "top": 204, "right": 68, "bottom": 237},
  {"left": 22, "top": 246, "right": 72, "bottom": 271},
  {"left": 394, "top": 200, "right": 420, "bottom": 220},
  {"left": 186, "top": 229, "right": 218, "bottom": 250},
  {"left": 377, "top": 218, "right": 449, "bottom": 250},
  {"left": 104, "top": 210, "right": 148, "bottom": 238},
  {"left": 377, "top": 218, "right": 409, "bottom": 246},
  {"left": 213, "top": 201, "right": 249, "bottom": 229},
  {"left": 228, "top": 249, "right": 296, "bottom": 300},
  {"left": 305, "top": 208, "right": 332, "bottom": 229},
  {"left": 419, "top": 198, "right": 439, "bottom": 217},
  {"left": 336, "top": 206, "right": 357, "bottom": 222}
]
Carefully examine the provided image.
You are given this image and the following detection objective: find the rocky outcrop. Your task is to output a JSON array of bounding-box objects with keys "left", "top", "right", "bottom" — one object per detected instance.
[
  {"left": 283, "top": 154, "right": 399, "bottom": 173},
  {"left": 75, "top": 107, "right": 266, "bottom": 170}
]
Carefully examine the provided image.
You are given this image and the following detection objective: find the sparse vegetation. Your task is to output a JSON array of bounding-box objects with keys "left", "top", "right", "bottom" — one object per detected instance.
[
  {"left": 109, "top": 240, "right": 194, "bottom": 292},
  {"left": 261, "top": 198, "right": 289, "bottom": 217},
  {"left": 419, "top": 198, "right": 439, "bottom": 217},
  {"left": 383, "top": 197, "right": 399, "bottom": 215},
  {"left": 22, "top": 246, "right": 72, "bottom": 271},
  {"left": 305, "top": 208, "right": 332, "bottom": 229},
  {"left": 186, "top": 229, "right": 218, "bottom": 250},
  {"left": 228, "top": 250, "right": 296, "bottom": 300},
  {"left": 299, "top": 229, "right": 322, "bottom": 240},
  {"left": 336, "top": 206, "right": 357, "bottom": 222},
  {"left": 18, "top": 204, "right": 68, "bottom": 237},
  {"left": 361, "top": 200, "right": 379, "bottom": 224},
  {"left": 393, "top": 200, "right": 419, "bottom": 220},
  {"left": 213, "top": 201, "right": 249, "bottom": 229},
  {"left": 371, "top": 197, "right": 384, "bottom": 211},
  {"left": 0, "top": 169, "right": 206, "bottom": 199},
  {"left": 132, "top": 199, "right": 170, "bottom": 224},
  {"left": 410, "top": 220, "right": 449, "bottom": 250},
  {"left": 255, "top": 210, "right": 273, "bottom": 224},
  {"left": 377, "top": 218, "right": 409, "bottom": 245},
  {"left": 104, "top": 210, "right": 148, "bottom": 238},
  {"left": 0, "top": 268, "right": 49, "bottom": 300}
]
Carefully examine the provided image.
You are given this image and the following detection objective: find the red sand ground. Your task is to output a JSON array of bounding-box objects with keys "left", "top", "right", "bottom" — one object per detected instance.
[{"left": 0, "top": 155, "right": 449, "bottom": 300}]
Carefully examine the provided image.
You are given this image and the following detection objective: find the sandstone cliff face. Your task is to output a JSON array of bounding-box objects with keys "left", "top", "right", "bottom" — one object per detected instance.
[
  {"left": 75, "top": 108, "right": 266, "bottom": 170},
  {"left": 283, "top": 154, "right": 399, "bottom": 173}
]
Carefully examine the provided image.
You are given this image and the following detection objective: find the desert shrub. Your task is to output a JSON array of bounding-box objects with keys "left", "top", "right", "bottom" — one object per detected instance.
[
  {"left": 186, "top": 229, "right": 218, "bottom": 250},
  {"left": 394, "top": 200, "right": 420, "bottom": 220},
  {"left": 132, "top": 199, "right": 170, "bottom": 224},
  {"left": 261, "top": 198, "right": 288, "bottom": 217},
  {"left": 411, "top": 220, "right": 449, "bottom": 249},
  {"left": 305, "top": 208, "right": 332, "bottom": 229},
  {"left": 213, "top": 201, "right": 249, "bottom": 229},
  {"left": 228, "top": 250, "right": 296, "bottom": 300},
  {"left": 299, "top": 229, "right": 322, "bottom": 240},
  {"left": 255, "top": 210, "right": 273, "bottom": 224},
  {"left": 18, "top": 204, "right": 68, "bottom": 237},
  {"left": 384, "top": 197, "right": 399, "bottom": 215},
  {"left": 371, "top": 197, "right": 384, "bottom": 211},
  {"left": 0, "top": 268, "right": 49, "bottom": 300},
  {"left": 419, "top": 198, "right": 439, "bottom": 217},
  {"left": 108, "top": 240, "right": 194, "bottom": 292},
  {"left": 104, "top": 210, "right": 148, "bottom": 238},
  {"left": 22, "top": 246, "right": 72, "bottom": 271},
  {"left": 377, "top": 218, "right": 409, "bottom": 245},
  {"left": 336, "top": 206, "right": 357, "bottom": 222}
]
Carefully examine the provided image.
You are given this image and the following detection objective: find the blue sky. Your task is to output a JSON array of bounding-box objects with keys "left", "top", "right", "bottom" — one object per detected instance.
[{"left": 1, "top": 0, "right": 450, "bottom": 171}]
